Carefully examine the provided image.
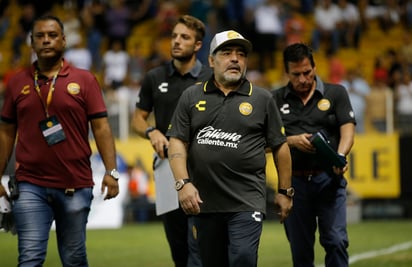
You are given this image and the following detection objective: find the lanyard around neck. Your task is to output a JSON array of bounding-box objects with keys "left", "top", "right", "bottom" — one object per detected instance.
[{"left": 34, "top": 70, "right": 58, "bottom": 117}]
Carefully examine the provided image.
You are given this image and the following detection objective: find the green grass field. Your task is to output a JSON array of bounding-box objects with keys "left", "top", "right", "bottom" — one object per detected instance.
[{"left": 1, "top": 219, "right": 411, "bottom": 267}]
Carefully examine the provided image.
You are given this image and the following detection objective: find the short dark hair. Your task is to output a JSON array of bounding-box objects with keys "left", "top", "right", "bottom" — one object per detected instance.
[
  {"left": 283, "top": 43, "right": 315, "bottom": 73},
  {"left": 31, "top": 15, "right": 64, "bottom": 34},
  {"left": 176, "top": 15, "right": 205, "bottom": 42}
]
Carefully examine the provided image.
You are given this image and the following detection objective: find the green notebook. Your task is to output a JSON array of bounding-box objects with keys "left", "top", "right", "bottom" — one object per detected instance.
[{"left": 309, "top": 132, "right": 346, "bottom": 168}]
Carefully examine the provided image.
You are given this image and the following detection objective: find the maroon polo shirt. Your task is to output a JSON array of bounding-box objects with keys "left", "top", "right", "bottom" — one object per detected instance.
[{"left": 1, "top": 59, "right": 107, "bottom": 188}]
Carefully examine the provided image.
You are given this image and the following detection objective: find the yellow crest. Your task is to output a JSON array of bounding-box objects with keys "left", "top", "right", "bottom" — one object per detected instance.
[
  {"left": 67, "top": 83, "right": 80, "bottom": 94},
  {"left": 239, "top": 102, "right": 253, "bottom": 116},
  {"left": 317, "top": 99, "right": 330, "bottom": 111},
  {"left": 227, "top": 30, "right": 241, "bottom": 39}
]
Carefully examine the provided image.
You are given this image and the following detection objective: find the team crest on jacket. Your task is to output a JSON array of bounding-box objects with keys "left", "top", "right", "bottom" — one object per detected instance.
[
  {"left": 317, "top": 99, "right": 330, "bottom": 111},
  {"left": 239, "top": 102, "right": 252, "bottom": 116},
  {"left": 67, "top": 83, "right": 80, "bottom": 94}
]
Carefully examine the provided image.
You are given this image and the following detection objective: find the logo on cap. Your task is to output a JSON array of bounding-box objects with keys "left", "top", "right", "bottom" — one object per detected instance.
[
  {"left": 227, "top": 30, "right": 242, "bottom": 39},
  {"left": 210, "top": 30, "right": 252, "bottom": 55}
]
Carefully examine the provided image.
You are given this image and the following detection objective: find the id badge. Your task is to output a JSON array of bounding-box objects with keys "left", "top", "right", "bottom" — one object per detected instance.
[{"left": 39, "top": 115, "right": 66, "bottom": 146}]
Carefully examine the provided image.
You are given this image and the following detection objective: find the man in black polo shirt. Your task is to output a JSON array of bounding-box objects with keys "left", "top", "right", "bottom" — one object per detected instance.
[
  {"left": 167, "top": 30, "right": 293, "bottom": 267},
  {"left": 132, "top": 15, "right": 211, "bottom": 267},
  {"left": 272, "top": 43, "right": 356, "bottom": 267}
]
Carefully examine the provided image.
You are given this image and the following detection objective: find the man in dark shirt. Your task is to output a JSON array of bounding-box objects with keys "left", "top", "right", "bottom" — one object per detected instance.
[
  {"left": 167, "top": 30, "right": 293, "bottom": 267},
  {"left": 132, "top": 15, "right": 211, "bottom": 267},
  {"left": 272, "top": 43, "right": 356, "bottom": 267}
]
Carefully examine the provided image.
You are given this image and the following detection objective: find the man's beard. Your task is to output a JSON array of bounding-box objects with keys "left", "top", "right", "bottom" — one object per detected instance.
[
  {"left": 172, "top": 51, "right": 193, "bottom": 62},
  {"left": 221, "top": 72, "right": 245, "bottom": 87}
]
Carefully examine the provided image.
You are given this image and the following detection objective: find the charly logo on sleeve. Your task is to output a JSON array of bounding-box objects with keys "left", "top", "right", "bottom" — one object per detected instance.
[
  {"left": 195, "top": 100, "right": 206, "bottom": 111},
  {"left": 21, "top": 85, "right": 31, "bottom": 95},
  {"left": 196, "top": 126, "right": 242, "bottom": 149},
  {"left": 280, "top": 103, "right": 290, "bottom": 114},
  {"left": 158, "top": 82, "right": 168, "bottom": 93}
]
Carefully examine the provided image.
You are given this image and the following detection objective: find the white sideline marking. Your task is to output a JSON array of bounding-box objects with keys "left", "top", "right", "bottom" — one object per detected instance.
[{"left": 315, "top": 241, "right": 412, "bottom": 267}]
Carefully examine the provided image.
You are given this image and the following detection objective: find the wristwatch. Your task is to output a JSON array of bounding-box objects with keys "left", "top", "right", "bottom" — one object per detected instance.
[
  {"left": 145, "top": 126, "right": 156, "bottom": 139},
  {"left": 175, "top": 178, "right": 191, "bottom": 191},
  {"left": 106, "top": 169, "right": 120, "bottom": 181},
  {"left": 278, "top": 187, "right": 295, "bottom": 198}
]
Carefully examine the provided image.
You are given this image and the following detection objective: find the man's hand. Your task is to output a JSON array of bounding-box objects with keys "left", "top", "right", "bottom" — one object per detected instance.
[
  {"left": 333, "top": 154, "right": 348, "bottom": 175},
  {"left": 148, "top": 130, "right": 169, "bottom": 159},
  {"left": 101, "top": 175, "right": 119, "bottom": 200},
  {"left": 332, "top": 164, "right": 348, "bottom": 176},
  {"left": 288, "top": 133, "right": 316, "bottom": 153},
  {"left": 178, "top": 183, "right": 203, "bottom": 215},
  {"left": 274, "top": 194, "right": 293, "bottom": 223}
]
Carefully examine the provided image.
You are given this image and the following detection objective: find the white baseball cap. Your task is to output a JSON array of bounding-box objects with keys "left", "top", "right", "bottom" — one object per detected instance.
[{"left": 209, "top": 30, "right": 252, "bottom": 55}]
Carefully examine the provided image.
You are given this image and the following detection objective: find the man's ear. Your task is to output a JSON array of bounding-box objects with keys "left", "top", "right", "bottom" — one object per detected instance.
[
  {"left": 194, "top": 40, "right": 202, "bottom": 53},
  {"left": 208, "top": 55, "right": 214, "bottom": 68},
  {"left": 62, "top": 34, "right": 66, "bottom": 49}
]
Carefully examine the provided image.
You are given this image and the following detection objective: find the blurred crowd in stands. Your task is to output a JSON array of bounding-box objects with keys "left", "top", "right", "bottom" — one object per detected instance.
[{"left": 1, "top": 0, "right": 412, "bottom": 137}]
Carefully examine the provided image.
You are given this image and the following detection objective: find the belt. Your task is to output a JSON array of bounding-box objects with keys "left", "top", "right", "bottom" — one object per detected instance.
[
  {"left": 292, "top": 169, "right": 324, "bottom": 177},
  {"left": 65, "top": 188, "right": 75, "bottom": 196}
]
